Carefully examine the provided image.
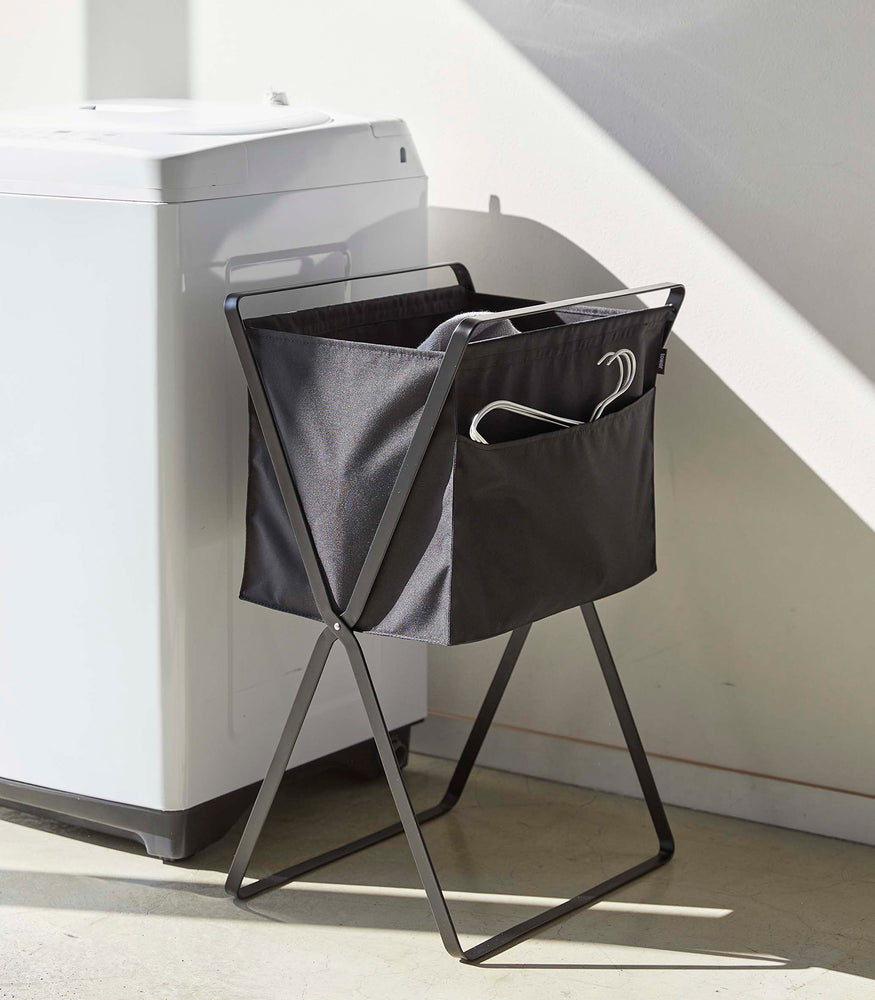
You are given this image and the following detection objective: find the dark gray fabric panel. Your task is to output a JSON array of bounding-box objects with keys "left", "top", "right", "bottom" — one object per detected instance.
[
  {"left": 450, "top": 389, "right": 656, "bottom": 644},
  {"left": 241, "top": 330, "right": 446, "bottom": 635}
]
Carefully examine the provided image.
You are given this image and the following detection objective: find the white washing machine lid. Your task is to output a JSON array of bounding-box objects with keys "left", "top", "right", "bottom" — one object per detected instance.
[{"left": 0, "top": 99, "right": 421, "bottom": 203}]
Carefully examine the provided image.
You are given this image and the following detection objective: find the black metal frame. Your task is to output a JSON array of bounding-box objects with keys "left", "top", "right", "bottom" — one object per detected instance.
[{"left": 224, "top": 263, "right": 684, "bottom": 962}]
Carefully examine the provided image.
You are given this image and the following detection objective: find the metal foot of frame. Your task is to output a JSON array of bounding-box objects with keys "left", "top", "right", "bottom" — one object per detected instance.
[{"left": 225, "top": 604, "right": 674, "bottom": 962}]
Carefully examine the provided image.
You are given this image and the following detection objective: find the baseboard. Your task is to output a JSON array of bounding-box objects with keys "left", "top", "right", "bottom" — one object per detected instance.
[{"left": 412, "top": 713, "right": 875, "bottom": 846}]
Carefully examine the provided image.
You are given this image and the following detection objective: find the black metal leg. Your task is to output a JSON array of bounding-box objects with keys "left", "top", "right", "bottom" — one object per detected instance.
[
  {"left": 226, "top": 609, "right": 674, "bottom": 963},
  {"left": 580, "top": 602, "right": 675, "bottom": 856},
  {"left": 341, "top": 630, "right": 464, "bottom": 958}
]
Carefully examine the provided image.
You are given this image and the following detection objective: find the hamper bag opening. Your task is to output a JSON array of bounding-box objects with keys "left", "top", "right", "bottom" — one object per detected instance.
[
  {"left": 239, "top": 275, "right": 675, "bottom": 645},
  {"left": 250, "top": 283, "right": 538, "bottom": 348}
]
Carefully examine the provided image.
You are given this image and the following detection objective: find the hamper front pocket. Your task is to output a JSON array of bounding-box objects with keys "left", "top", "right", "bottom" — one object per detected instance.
[{"left": 450, "top": 388, "right": 657, "bottom": 644}]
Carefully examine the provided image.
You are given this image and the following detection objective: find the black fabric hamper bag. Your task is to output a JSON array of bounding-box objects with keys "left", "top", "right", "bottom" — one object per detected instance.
[
  {"left": 240, "top": 270, "right": 674, "bottom": 644},
  {"left": 223, "top": 262, "right": 686, "bottom": 962}
]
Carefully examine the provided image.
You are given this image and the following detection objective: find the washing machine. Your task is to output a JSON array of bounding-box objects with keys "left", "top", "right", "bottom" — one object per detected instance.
[{"left": 0, "top": 99, "right": 429, "bottom": 858}]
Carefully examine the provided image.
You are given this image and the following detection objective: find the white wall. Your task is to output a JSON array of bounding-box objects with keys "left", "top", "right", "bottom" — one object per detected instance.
[
  {"left": 0, "top": 1, "right": 85, "bottom": 108},
  {"left": 0, "top": 0, "right": 187, "bottom": 109},
  {"left": 86, "top": 0, "right": 189, "bottom": 99},
  {"left": 188, "top": 0, "right": 875, "bottom": 843}
]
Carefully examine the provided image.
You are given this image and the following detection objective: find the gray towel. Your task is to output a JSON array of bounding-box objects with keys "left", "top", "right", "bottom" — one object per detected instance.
[
  {"left": 417, "top": 311, "right": 517, "bottom": 352},
  {"left": 418, "top": 305, "right": 627, "bottom": 352}
]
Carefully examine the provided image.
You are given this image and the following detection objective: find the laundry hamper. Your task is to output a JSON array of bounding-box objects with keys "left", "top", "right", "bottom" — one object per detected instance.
[{"left": 224, "top": 262, "right": 685, "bottom": 961}]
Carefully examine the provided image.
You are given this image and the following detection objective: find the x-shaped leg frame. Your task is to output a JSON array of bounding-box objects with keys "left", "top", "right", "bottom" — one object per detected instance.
[{"left": 225, "top": 603, "right": 674, "bottom": 962}]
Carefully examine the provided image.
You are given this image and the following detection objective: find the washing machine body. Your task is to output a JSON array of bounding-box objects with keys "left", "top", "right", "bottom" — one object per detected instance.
[{"left": 0, "top": 100, "right": 429, "bottom": 857}]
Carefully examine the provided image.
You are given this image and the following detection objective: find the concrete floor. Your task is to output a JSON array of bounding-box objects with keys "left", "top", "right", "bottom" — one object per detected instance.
[{"left": 1, "top": 755, "right": 874, "bottom": 999}]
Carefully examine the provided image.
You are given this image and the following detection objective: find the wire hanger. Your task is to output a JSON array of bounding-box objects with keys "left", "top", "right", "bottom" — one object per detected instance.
[
  {"left": 591, "top": 349, "right": 636, "bottom": 420},
  {"left": 469, "top": 400, "right": 580, "bottom": 444},
  {"left": 469, "top": 348, "right": 637, "bottom": 444}
]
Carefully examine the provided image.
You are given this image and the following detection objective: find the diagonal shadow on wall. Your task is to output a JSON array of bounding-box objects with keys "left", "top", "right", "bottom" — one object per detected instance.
[{"left": 464, "top": 0, "right": 875, "bottom": 384}]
